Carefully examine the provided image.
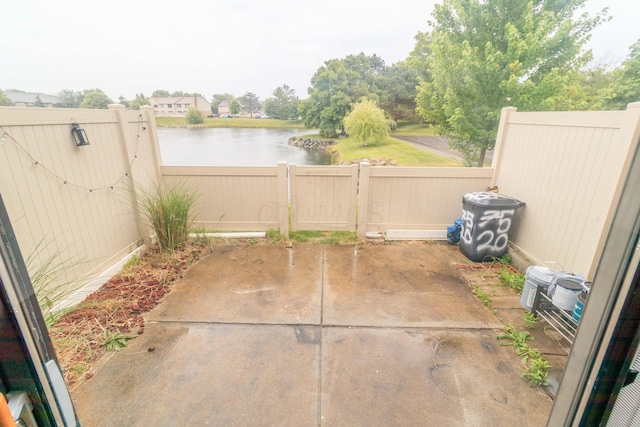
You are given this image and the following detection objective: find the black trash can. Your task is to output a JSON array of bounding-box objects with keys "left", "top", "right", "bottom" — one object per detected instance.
[{"left": 459, "top": 192, "right": 525, "bottom": 262}]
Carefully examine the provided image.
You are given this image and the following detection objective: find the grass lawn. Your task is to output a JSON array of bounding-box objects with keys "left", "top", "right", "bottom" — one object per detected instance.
[
  {"left": 392, "top": 121, "right": 437, "bottom": 136},
  {"left": 312, "top": 134, "right": 460, "bottom": 167},
  {"left": 156, "top": 116, "right": 305, "bottom": 129}
]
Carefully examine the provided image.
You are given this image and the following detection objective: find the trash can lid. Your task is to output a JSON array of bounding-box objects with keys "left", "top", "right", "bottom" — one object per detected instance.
[
  {"left": 526, "top": 266, "right": 557, "bottom": 284},
  {"left": 556, "top": 278, "right": 584, "bottom": 292},
  {"left": 462, "top": 192, "right": 525, "bottom": 208}
]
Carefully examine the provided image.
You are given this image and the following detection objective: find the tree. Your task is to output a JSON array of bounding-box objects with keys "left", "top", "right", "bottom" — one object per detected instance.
[
  {"left": 118, "top": 96, "right": 130, "bottom": 108},
  {"left": 58, "top": 89, "right": 84, "bottom": 108},
  {"left": 377, "top": 62, "right": 421, "bottom": 121},
  {"left": 211, "top": 93, "right": 236, "bottom": 114},
  {"left": 416, "top": 0, "right": 607, "bottom": 166},
  {"left": 0, "top": 90, "right": 14, "bottom": 106},
  {"left": 129, "top": 93, "right": 150, "bottom": 110},
  {"left": 239, "top": 92, "right": 261, "bottom": 117},
  {"left": 405, "top": 31, "right": 433, "bottom": 83},
  {"left": 230, "top": 99, "right": 241, "bottom": 115},
  {"left": 264, "top": 84, "right": 299, "bottom": 119},
  {"left": 33, "top": 95, "right": 45, "bottom": 107},
  {"left": 604, "top": 40, "right": 640, "bottom": 110},
  {"left": 300, "top": 53, "right": 386, "bottom": 137},
  {"left": 152, "top": 89, "right": 170, "bottom": 97},
  {"left": 185, "top": 107, "right": 204, "bottom": 124},
  {"left": 79, "top": 89, "right": 113, "bottom": 109},
  {"left": 344, "top": 98, "right": 390, "bottom": 147}
]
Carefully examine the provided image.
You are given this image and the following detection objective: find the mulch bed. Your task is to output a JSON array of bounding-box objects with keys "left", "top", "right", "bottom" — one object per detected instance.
[{"left": 49, "top": 242, "right": 206, "bottom": 387}]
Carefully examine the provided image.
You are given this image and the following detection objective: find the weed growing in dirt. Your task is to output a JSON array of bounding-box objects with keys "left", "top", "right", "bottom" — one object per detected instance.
[
  {"left": 473, "top": 286, "right": 496, "bottom": 314},
  {"left": 499, "top": 267, "right": 525, "bottom": 293},
  {"left": 498, "top": 324, "right": 531, "bottom": 351},
  {"left": 523, "top": 356, "right": 551, "bottom": 386},
  {"left": 498, "top": 324, "right": 550, "bottom": 387},
  {"left": 524, "top": 312, "right": 538, "bottom": 328},
  {"left": 265, "top": 229, "right": 284, "bottom": 243},
  {"left": 490, "top": 254, "right": 512, "bottom": 265},
  {"left": 124, "top": 254, "right": 140, "bottom": 270},
  {"left": 140, "top": 182, "right": 197, "bottom": 251},
  {"left": 101, "top": 330, "right": 136, "bottom": 351}
]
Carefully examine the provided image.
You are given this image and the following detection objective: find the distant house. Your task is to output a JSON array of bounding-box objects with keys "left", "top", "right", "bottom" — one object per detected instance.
[
  {"left": 149, "top": 96, "right": 212, "bottom": 117},
  {"left": 218, "top": 100, "right": 230, "bottom": 115},
  {"left": 4, "top": 90, "right": 63, "bottom": 107}
]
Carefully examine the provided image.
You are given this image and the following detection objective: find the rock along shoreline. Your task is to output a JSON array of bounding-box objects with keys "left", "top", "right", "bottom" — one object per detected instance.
[{"left": 287, "top": 137, "right": 336, "bottom": 151}]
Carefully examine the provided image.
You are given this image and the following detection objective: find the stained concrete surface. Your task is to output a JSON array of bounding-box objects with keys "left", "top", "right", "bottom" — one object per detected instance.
[
  {"left": 72, "top": 243, "right": 553, "bottom": 426},
  {"left": 149, "top": 244, "right": 322, "bottom": 324}
]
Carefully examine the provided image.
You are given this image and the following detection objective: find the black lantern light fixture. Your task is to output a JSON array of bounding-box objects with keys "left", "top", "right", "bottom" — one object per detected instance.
[{"left": 71, "top": 122, "right": 90, "bottom": 146}]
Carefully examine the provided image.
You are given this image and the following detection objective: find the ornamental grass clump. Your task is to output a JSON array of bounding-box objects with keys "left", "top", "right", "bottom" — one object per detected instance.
[{"left": 140, "top": 182, "right": 197, "bottom": 251}]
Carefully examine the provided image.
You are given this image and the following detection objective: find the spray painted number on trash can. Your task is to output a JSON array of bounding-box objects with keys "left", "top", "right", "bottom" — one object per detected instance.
[
  {"left": 475, "top": 209, "right": 515, "bottom": 253},
  {"left": 461, "top": 209, "right": 475, "bottom": 244}
]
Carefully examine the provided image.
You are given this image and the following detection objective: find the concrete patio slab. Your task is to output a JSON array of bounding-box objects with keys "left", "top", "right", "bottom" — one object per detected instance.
[
  {"left": 72, "top": 242, "right": 555, "bottom": 426},
  {"left": 73, "top": 322, "right": 320, "bottom": 426},
  {"left": 323, "top": 245, "right": 502, "bottom": 328},
  {"left": 321, "top": 327, "right": 551, "bottom": 426},
  {"left": 149, "top": 244, "right": 322, "bottom": 324}
]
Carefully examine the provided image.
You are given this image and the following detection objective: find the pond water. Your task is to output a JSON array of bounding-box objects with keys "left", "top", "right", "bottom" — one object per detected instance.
[{"left": 157, "top": 127, "right": 332, "bottom": 166}]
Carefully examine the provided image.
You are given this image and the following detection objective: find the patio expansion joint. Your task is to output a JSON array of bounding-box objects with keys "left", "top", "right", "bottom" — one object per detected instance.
[
  {"left": 147, "top": 319, "right": 502, "bottom": 333},
  {"left": 317, "top": 246, "right": 325, "bottom": 427}
]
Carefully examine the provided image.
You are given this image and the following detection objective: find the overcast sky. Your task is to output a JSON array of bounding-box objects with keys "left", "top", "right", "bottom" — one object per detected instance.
[{"left": 1, "top": 0, "right": 638, "bottom": 102}]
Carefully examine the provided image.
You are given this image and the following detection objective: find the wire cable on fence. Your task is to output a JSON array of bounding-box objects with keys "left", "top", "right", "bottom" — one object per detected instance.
[{"left": 0, "top": 114, "right": 145, "bottom": 194}]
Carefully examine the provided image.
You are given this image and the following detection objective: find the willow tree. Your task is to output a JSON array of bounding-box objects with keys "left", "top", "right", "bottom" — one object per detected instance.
[
  {"left": 416, "top": 0, "right": 607, "bottom": 166},
  {"left": 343, "top": 98, "right": 389, "bottom": 147}
]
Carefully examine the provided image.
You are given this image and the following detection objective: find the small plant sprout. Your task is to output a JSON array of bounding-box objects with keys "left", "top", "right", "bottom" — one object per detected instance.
[
  {"left": 524, "top": 312, "right": 538, "bottom": 328},
  {"left": 498, "top": 324, "right": 551, "bottom": 387},
  {"left": 124, "top": 254, "right": 140, "bottom": 270},
  {"left": 499, "top": 267, "right": 525, "bottom": 293},
  {"left": 473, "top": 286, "right": 497, "bottom": 314},
  {"left": 523, "top": 356, "right": 551, "bottom": 386},
  {"left": 101, "top": 330, "right": 136, "bottom": 352}
]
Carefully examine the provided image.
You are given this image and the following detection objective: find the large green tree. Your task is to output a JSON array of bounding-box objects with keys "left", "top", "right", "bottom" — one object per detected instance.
[
  {"left": 239, "top": 92, "right": 261, "bottom": 117},
  {"left": 378, "top": 62, "right": 421, "bottom": 121},
  {"left": 344, "top": 98, "right": 390, "bottom": 147},
  {"left": 79, "top": 89, "right": 113, "bottom": 109},
  {"left": 263, "top": 84, "right": 299, "bottom": 119},
  {"left": 300, "top": 53, "right": 386, "bottom": 137},
  {"left": 416, "top": 0, "right": 607, "bottom": 166}
]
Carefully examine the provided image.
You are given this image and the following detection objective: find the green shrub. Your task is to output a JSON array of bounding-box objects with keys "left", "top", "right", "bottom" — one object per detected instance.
[
  {"left": 185, "top": 107, "right": 204, "bottom": 124},
  {"left": 140, "top": 182, "right": 197, "bottom": 251}
]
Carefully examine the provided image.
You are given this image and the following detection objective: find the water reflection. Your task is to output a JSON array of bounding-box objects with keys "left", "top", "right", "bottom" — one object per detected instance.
[{"left": 157, "top": 127, "right": 332, "bottom": 166}]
